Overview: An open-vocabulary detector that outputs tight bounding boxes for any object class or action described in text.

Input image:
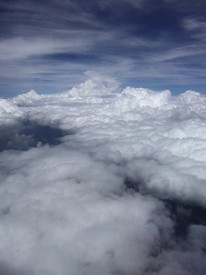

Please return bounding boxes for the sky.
[0,81,206,274]
[0,0,206,97]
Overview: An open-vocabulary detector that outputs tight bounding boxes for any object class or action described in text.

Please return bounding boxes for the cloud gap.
[0,119,73,151]
[124,177,206,242]
[164,199,206,240]
[124,176,143,193]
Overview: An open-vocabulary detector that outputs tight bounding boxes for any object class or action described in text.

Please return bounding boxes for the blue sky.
[0,0,206,97]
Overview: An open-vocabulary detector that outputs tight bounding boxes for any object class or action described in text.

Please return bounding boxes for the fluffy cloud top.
[0,77,206,275]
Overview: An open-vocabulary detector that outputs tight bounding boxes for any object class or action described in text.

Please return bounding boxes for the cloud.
[182,18,206,42]
[183,18,206,31]
[66,71,119,97]
[151,45,206,62]
[0,77,206,274]
[0,145,166,275]
[0,33,99,61]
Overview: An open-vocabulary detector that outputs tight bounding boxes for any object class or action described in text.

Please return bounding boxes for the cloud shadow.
[0,119,74,152]
[124,177,206,241]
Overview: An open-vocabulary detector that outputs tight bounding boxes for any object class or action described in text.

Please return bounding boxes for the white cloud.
[182,18,206,42]
[0,35,94,61]
[151,45,206,62]
[65,71,119,97]
[0,76,206,274]
[183,18,206,31]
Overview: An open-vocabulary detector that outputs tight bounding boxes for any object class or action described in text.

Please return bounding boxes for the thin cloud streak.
[151,45,206,62]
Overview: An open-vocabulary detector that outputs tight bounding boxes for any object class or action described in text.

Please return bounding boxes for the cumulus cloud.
[65,71,119,97]
[0,76,206,274]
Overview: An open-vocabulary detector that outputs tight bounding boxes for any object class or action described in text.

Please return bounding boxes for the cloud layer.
[0,76,206,274]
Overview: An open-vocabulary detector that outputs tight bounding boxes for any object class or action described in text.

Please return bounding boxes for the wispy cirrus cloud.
[151,45,206,62]
[0,0,206,96]
[183,18,206,41]
[0,34,97,61]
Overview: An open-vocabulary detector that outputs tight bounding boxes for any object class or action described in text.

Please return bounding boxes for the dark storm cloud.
[0,0,206,96]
